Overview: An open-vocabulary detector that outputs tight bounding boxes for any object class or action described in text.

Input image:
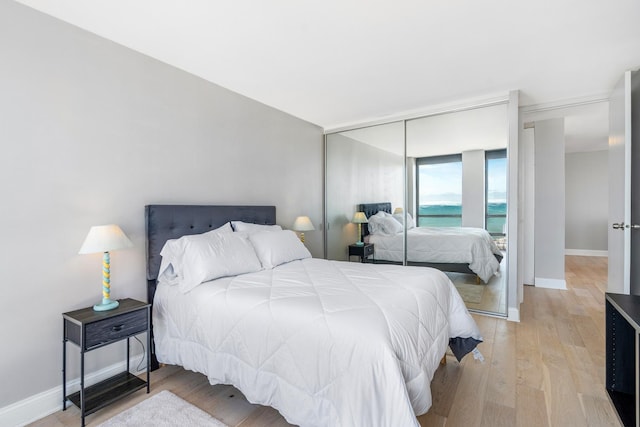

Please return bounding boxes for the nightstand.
[62,298,151,426]
[348,243,374,263]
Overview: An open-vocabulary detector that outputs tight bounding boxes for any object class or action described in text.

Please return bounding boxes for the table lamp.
[393,207,403,214]
[79,224,133,311]
[352,212,368,246]
[292,216,315,243]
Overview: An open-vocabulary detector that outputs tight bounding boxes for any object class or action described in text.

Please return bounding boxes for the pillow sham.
[249,230,311,269]
[178,232,262,293]
[231,221,283,233]
[158,222,233,280]
[368,212,403,235]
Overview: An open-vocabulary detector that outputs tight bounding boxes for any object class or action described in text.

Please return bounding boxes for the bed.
[359,202,503,283]
[145,204,483,427]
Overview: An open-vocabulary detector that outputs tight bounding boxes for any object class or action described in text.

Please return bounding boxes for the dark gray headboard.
[145,204,276,290]
[357,202,392,237]
[144,204,275,371]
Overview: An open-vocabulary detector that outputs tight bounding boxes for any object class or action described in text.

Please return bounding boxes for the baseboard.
[565,249,608,257]
[0,357,146,427]
[507,307,520,322]
[535,277,567,290]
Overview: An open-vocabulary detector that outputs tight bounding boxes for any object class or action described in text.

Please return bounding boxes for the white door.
[608,71,633,294]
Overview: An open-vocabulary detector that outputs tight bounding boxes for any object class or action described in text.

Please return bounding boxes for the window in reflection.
[416,154,463,227]
[485,149,507,239]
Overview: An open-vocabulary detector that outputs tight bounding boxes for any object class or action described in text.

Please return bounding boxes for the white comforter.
[368,226,502,283]
[153,258,482,427]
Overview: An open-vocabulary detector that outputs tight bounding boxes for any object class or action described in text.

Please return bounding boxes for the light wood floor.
[32,256,620,427]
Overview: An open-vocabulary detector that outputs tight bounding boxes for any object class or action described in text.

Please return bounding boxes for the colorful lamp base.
[94,298,119,311]
[93,251,119,311]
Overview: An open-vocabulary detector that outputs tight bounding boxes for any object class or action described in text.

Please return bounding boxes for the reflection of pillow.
[178,232,262,293]
[393,213,416,230]
[366,211,387,235]
[232,221,282,233]
[368,212,403,235]
[159,223,233,280]
[249,230,311,269]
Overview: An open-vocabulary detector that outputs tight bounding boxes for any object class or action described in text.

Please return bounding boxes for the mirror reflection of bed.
[325,103,509,316]
[358,202,507,314]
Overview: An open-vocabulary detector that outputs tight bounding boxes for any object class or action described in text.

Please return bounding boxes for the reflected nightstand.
[348,243,374,263]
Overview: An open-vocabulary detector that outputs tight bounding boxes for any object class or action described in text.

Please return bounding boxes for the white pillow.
[158,222,233,280]
[366,211,387,235]
[380,215,403,234]
[393,212,416,230]
[368,212,403,235]
[178,232,262,293]
[248,230,311,269]
[232,221,283,233]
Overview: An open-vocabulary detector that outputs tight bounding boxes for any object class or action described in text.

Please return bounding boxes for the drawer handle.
[112,324,124,332]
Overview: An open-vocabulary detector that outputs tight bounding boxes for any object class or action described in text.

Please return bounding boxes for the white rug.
[97,390,229,427]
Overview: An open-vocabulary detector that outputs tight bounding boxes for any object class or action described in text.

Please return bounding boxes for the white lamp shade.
[79,224,133,254]
[393,207,403,214]
[292,216,315,231]
[352,212,368,224]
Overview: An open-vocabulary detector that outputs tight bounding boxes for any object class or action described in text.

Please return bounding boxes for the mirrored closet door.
[405,104,509,315]
[325,121,405,262]
[325,101,510,316]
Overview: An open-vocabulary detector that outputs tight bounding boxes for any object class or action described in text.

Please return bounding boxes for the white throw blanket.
[153,258,482,427]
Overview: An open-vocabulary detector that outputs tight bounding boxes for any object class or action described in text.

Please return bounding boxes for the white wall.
[534,119,566,288]
[565,150,608,253]
[0,0,323,413]
[462,150,485,228]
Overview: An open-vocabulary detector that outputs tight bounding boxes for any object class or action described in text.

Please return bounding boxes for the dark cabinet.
[606,292,640,427]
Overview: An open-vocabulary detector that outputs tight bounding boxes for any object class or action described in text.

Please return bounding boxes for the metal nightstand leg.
[80,349,85,426]
[62,319,66,411]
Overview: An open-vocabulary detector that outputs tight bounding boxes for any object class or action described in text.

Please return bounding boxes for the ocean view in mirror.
[417,202,507,235]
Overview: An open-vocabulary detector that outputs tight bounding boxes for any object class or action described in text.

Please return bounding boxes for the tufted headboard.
[145,204,276,301]
[144,204,276,370]
[357,202,392,237]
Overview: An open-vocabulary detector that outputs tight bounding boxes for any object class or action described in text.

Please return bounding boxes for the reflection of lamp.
[79,224,133,311]
[352,212,368,246]
[393,207,403,214]
[292,216,315,243]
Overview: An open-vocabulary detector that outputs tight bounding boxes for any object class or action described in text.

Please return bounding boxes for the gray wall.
[534,119,566,283]
[0,1,323,409]
[565,150,608,251]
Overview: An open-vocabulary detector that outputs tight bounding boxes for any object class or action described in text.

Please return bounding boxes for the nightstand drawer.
[85,310,147,350]
[363,244,374,257]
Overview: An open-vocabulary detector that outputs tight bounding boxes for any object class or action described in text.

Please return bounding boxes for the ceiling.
[14,0,640,132]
